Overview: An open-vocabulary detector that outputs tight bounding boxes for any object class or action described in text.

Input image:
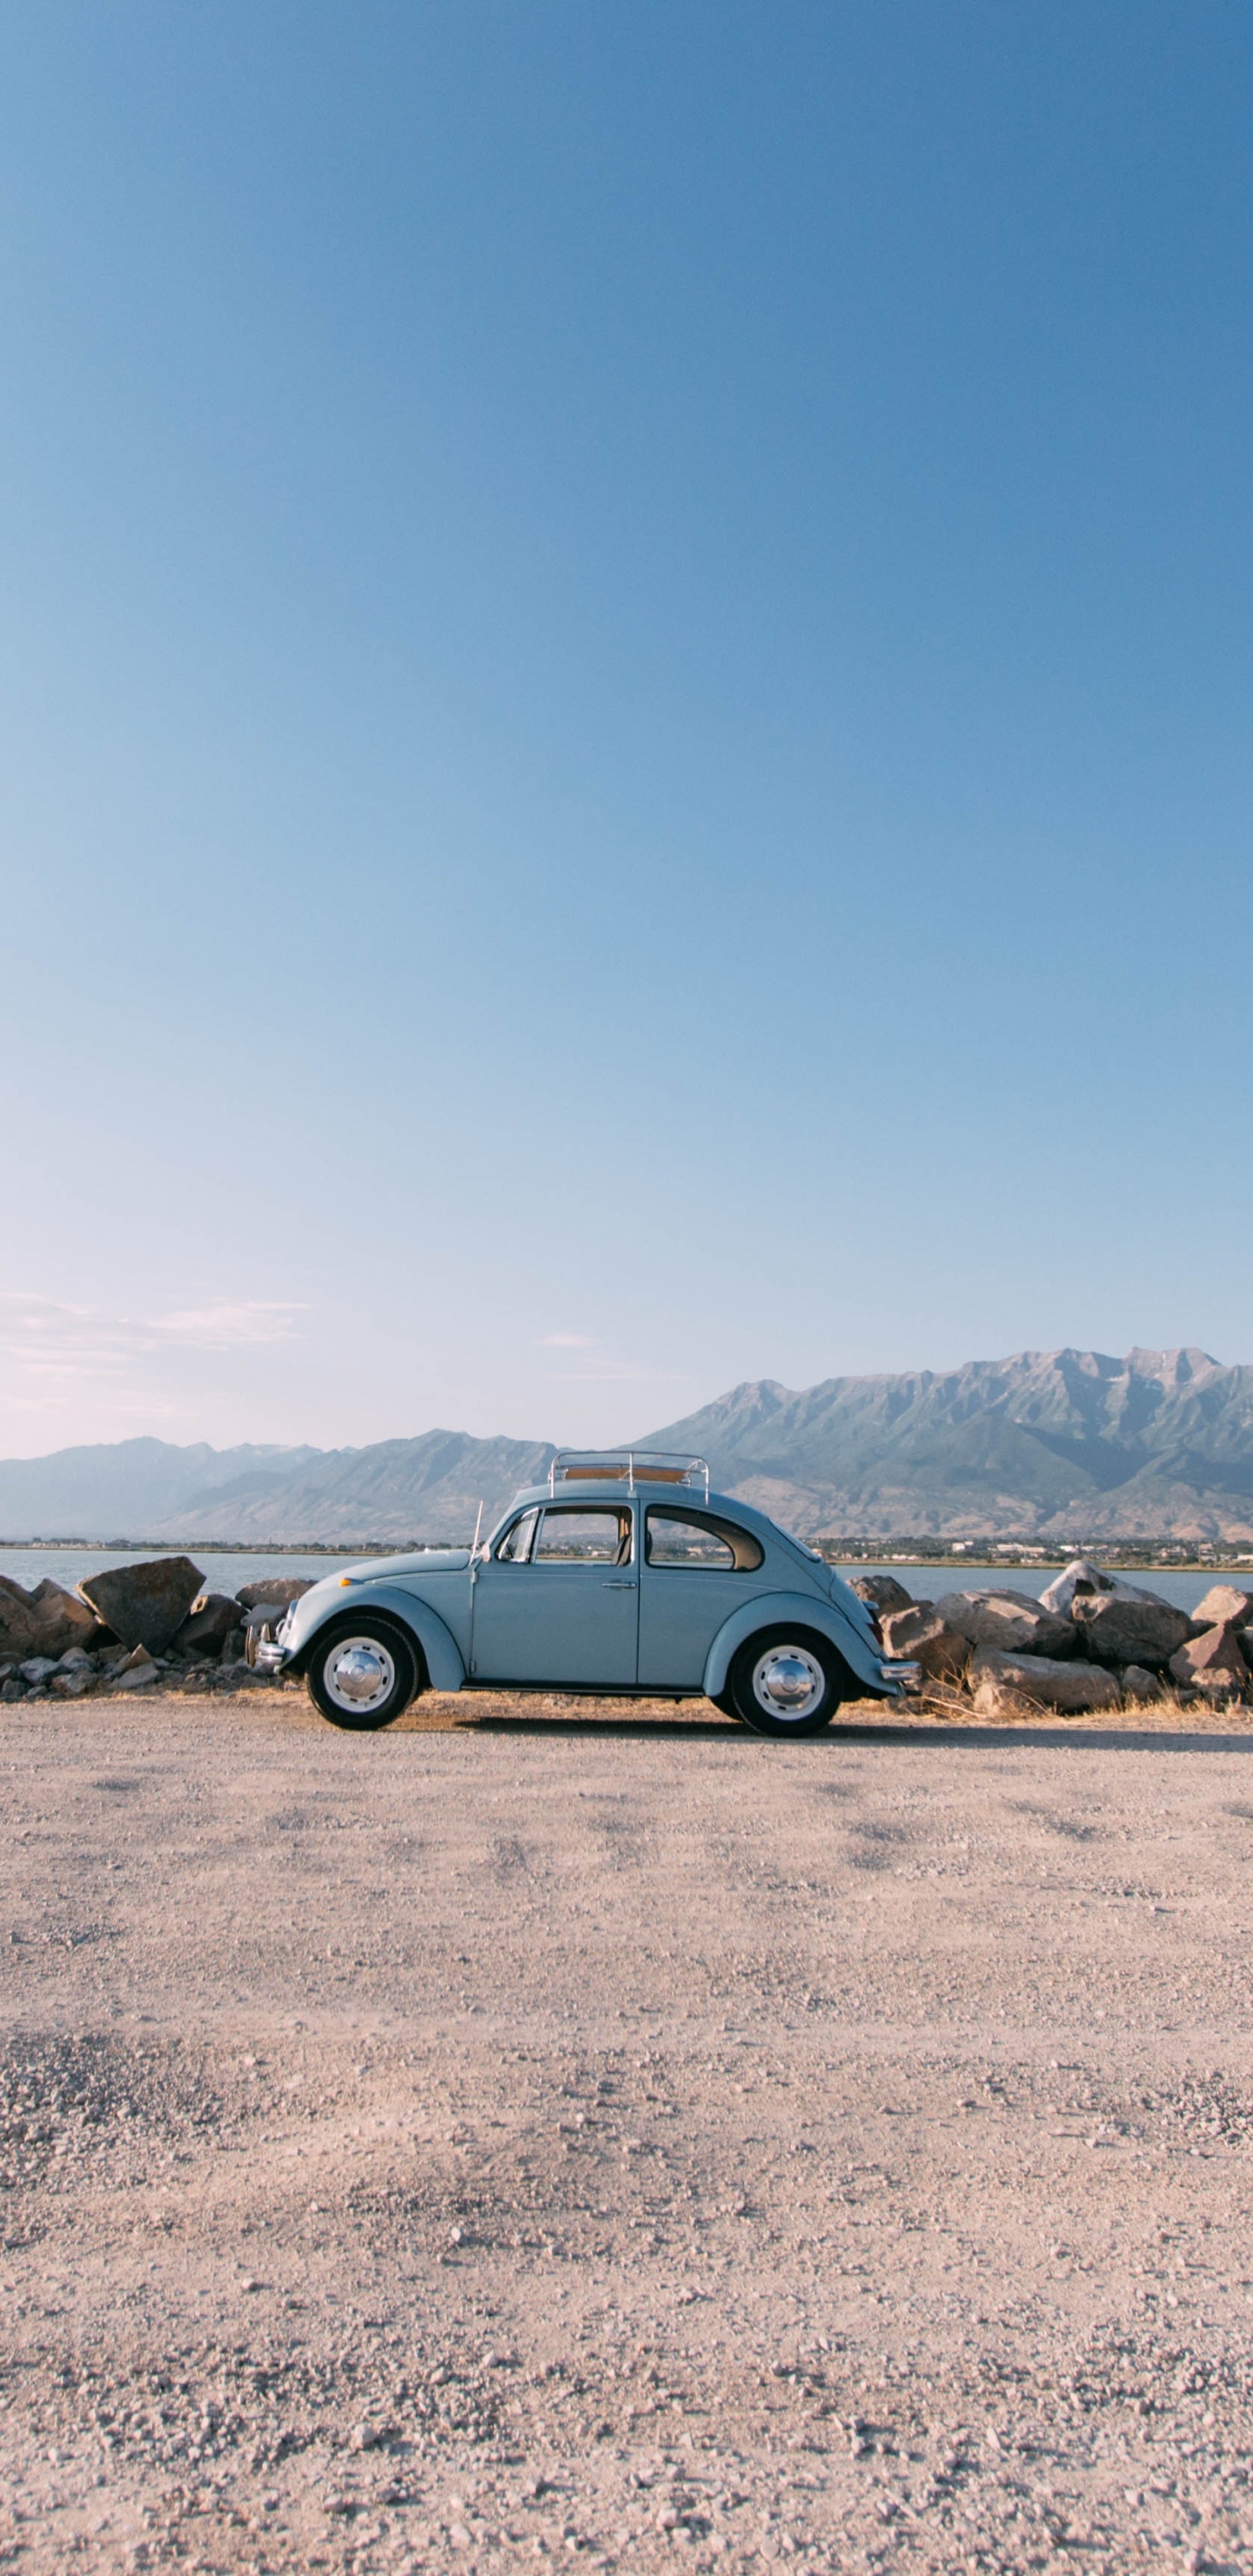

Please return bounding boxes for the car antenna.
[471,1499,485,1558]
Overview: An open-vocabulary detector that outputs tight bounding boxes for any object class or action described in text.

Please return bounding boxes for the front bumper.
[245,1623,293,1676]
[879,1658,922,1694]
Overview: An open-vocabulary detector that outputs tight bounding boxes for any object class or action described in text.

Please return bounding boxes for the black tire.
[725,1627,848,1739]
[306,1616,422,1732]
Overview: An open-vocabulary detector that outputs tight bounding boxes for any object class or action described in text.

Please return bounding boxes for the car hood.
[338,1549,472,1581]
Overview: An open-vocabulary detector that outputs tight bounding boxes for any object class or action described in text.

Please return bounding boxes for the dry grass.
[87,1675,1253,1738]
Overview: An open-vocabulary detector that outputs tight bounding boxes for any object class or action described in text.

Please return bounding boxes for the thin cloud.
[153,1303,309,1347]
[539,1332,598,1349]
[0,1295,311,1437]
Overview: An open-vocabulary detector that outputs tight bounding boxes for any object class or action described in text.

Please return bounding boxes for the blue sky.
[3,2,1251,1455]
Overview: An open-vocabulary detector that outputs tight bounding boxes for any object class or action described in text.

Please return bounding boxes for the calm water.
[0,1546,362,1599]
[0,1543,1245,1619]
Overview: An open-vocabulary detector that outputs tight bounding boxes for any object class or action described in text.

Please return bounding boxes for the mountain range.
[2,1348,1252,1545]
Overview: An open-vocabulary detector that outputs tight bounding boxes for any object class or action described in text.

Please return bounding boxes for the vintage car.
[252,1452,921,1736]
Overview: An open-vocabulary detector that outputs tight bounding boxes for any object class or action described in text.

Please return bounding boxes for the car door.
[636,1505,765,1689]
[470,1502,639,1686]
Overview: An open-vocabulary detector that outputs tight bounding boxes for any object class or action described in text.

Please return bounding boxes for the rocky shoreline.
[5,1548,1253,1719]
[0,1556,311,1704]
[853,1558,1253,1714]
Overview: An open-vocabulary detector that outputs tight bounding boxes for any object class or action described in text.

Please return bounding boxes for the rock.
[848,1574,915,1617]
[933,1590,1077,1657]
[235,1577,315,1613]
[1039,1558,1178,1617]
[880,1602,971,1682]
[1122,1664,1165,1701]
[29,1581,100,1655]
[109,1646,161,1692]
[78,1557,204,1655]
[173,1593,245,1654]
[219,1627,245,1664]
[0,1577,41,1656]
[241,1600,297,1636]
[19,1657,59,1685]
[1169,1626,1250,1695]
[56,1647,93,1671]
[0,1676,23,1702]
[51,1667,95,1697]
[1040,1559,1121,1615]
[1070,1592,1194,1671]
[968,1645,1122,1714]
[1190,1584,1253,1630]
[0,1574,100,1660]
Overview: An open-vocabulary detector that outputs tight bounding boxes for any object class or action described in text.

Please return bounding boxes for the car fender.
[287,1581,466,1692]
[702,1591,888,1701]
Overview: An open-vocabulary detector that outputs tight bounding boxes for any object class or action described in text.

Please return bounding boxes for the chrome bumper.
[245,1624,291,1675]
[879,1658,922,1694]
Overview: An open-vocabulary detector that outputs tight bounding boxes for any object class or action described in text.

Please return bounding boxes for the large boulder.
[27,1580,101,1655]
[933,1589,1077,1657]
[0,1577,40,1654]
[880,1601,971,1683]
[0,1575,100,1660]
[173,1593,245,1655]
[1169,1626,1250,1696]
[78,1556,204,1655]
[235,1577,315,1613]
[1040,1559,1125,1616]
[1070,1592,1194,1672]
[1040,1558,1179,1617]
[1190,1584,1253,1630]
[968,1646,1122,1716]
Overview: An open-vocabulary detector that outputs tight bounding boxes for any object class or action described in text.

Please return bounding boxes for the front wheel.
[726,1627,848,1738]
[307,1620,421,1731]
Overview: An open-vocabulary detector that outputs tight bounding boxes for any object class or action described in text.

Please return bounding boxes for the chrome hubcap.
[751,1644,825,1721]
[325,1637,395,1714]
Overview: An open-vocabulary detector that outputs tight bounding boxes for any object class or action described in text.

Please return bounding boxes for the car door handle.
[603,1579,637,1589]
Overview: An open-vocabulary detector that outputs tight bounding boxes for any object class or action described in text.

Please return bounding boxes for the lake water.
[0,1546,362,1600]
[0,1545,1243,1619]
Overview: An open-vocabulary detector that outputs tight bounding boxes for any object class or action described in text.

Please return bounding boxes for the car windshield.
[496,1507,539,1561]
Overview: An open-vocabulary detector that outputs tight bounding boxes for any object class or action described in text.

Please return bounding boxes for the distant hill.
[0,1436,323,1539]
[3,1350,1253,1544]
[0,1429,554,1546]
[149,1431,557,1546]
[640,1347,1253,1540]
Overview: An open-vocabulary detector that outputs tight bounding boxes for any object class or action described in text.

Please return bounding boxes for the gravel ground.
[3,1686,1253,2574]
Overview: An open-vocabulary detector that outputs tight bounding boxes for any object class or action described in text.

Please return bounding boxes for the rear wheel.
[726,1627,847,1738]
[307,1619,421,1731]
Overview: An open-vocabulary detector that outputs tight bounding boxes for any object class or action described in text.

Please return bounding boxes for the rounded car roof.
[500,1479,799,1547]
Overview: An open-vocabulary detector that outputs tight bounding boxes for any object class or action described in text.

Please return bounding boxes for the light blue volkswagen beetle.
[253,1453,921,1738]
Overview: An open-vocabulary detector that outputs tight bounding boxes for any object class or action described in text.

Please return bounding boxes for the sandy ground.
[3,1686,1253,2576]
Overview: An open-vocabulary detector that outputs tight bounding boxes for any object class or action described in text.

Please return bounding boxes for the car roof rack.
[549,1449,711,1499]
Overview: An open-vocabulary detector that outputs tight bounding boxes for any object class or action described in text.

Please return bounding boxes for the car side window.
[495,1507,539,1563]
[644,1508,764,1571]
[533,1507,633,1565]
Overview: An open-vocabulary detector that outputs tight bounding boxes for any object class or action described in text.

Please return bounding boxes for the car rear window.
[644,1508,764,1571]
